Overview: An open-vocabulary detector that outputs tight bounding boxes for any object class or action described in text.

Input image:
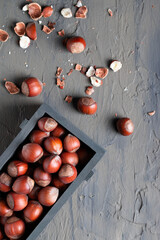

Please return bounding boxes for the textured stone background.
[0,0,160,239]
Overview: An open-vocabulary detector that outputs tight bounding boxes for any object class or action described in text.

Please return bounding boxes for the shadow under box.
[0,103,105,240]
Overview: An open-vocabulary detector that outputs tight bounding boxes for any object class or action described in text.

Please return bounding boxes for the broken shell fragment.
[110,60,122,72]
[90,76,103,87]
[64,96,73,103]
[22,4,29,12]
[86,66,95,78]
[28,3,42,21]
[14,22,26,37]
[85,86,94,95]
[42,25,54,34]
[61,8,72,18]
[56,67,63,77]
[5,81,20,95]
[75,64,82,71]
[19,36,31,49]
[147,111,155,116]
[107,8,113,17]
[75,6,88,19]
[75,0,83,7]
[95,68,108,79]
[42,6,53,18]
[58,29,65,37]
[26,22,37,40]
[0,29,9,42]
[67,69,73,76]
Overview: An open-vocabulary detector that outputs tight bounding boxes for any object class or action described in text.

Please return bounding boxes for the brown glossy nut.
[33,167,52,187]
[26,22,37,40]
[38,186,59,206]
[77,97,97,115]
[29,130,50,144]
[116,118,134,136]
[28,185,41,200]
[7,192,28,211]
[4,216,25,240]
[58,164,77,184]
[61,152,79,166]
[44,137,63,155]
[0,200,13,217]
[63,134,80,153]
[0,173,12,192]
[21,143,43,163]
[51,125,66,138]
[21,77,43,97]
[43,155,62,173]
[52,176,67,190]
[38,117,58,132]
[23,200,43,222]
[7,161,28,177]
[66,36,86,54]
[12,176,34,194]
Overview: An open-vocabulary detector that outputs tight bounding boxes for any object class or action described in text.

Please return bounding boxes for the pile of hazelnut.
[0,116,90,239]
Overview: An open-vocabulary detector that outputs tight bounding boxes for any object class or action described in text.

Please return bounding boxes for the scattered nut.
[75,64,82,71]
[85,86,94,95]
[107,8,113,16]
[14,22,26,37]
[5,81,20,95]
[64,96,73,103]
[110,60,122,72]
[90,76,103,87]
[0,29,9,42]
[86,66,95,78]
[61,8,72,18]
[28,3,42,21]
[147,111,155,116]
[58,29,65,37]
[22,4,29,11]
[56,67,63,77]
[75,0,83,8]
[95,68,108,79]
[75,6,88,19]
[67,69,73,76]
[19,36,31,49]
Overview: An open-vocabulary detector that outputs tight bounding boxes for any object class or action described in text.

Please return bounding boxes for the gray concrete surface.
[0,0,160,239]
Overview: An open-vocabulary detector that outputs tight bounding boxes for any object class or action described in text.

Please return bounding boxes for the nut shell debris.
[26,22,37,40]
[28,3,42,21]
[147,111,155,116]
[67,69,73,76]
[61,8,72,18]
[86,66,95,78]
[56,67,63,77]
[42,6,53,18]
[107,8,113,17]
[90,76,103,87]
[95,68,108,79]
[85,86,94,95]
[5,81,20,95]
[58,29,65,37]
[75,0,83,8]
[64,96,73,103]
[19,36,31,49]
[75,64,82,71]
[0,29,9,42]
[110,60,122,72]
[14,22,26,37]
[75,6,88,19]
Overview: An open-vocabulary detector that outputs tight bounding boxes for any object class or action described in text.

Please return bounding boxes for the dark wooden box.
[0,103,105,239]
